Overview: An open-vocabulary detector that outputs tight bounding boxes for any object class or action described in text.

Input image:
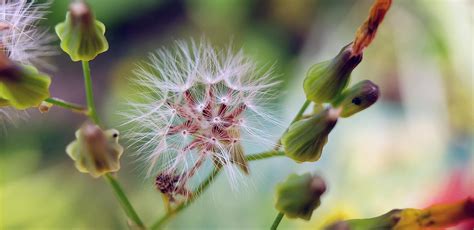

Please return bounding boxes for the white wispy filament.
[0,0,55,65]
[0,0,54,128]
[123,40,280,198]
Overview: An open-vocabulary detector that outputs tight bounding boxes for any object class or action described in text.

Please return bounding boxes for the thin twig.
[45,97,87,114]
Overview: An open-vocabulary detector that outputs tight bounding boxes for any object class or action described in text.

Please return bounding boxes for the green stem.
[82,61,100,124]
[271,212,284,230]
[81,61,144,228]
[246,151,285,161]
[45,97,87,114]
[150,167,222,229]
[151,151,285,229]
[104,173,146,229]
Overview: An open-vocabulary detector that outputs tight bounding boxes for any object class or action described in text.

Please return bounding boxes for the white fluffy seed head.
[122,39,281,194]
[0,0,56,66]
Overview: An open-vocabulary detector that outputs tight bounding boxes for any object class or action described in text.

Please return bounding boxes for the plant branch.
[150,150,285,229]
[82,61,100,124]
[151,167,222,229]
[246,151,285,161]
[81,61,145,228]
[104,173,146,229]
[45,97,87,114]
[271,212,284,230]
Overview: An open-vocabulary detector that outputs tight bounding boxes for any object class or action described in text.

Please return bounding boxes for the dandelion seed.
[0,0,56,66]
[0,106,24,130]
[122,39,280,199]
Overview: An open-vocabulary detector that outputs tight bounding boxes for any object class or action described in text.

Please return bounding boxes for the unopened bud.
[325,197,474,230]
[282,108,339,162]
[333,80,379,117]
[325,209,401,230]
[303,43,362,104]
[275,173,327,220]
[66,123,123,178]
[0,54,51,109]
[55,0,109,62]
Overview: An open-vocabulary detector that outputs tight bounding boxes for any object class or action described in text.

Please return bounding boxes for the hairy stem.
[82,61,100,124]
[271,212,284,230]
[45,97,87,114]
[104,173,146,229]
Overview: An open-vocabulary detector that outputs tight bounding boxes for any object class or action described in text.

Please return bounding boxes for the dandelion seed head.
[122,39,281,196]
[0,0,55,67]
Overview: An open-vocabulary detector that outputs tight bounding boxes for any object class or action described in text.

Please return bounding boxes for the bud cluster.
[281,42,381,163]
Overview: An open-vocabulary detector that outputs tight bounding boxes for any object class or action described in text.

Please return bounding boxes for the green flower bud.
[326,197,474,230]
[275,173,326,220]
[282,108,339,162]
[325,210,401,230]
[303,43,363,104]
[333,80,379,118]
[0,55,51,109]
[55,0,109,62]
[66,123,124,178]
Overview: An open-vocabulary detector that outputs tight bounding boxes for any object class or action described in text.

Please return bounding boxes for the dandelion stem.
[271,212,284,230]
[274,99,311,150]
[82,60,100,124]
[151,167,222,229]
[246,151,285,161]
[45,97,87,114]
[104,173,146,229]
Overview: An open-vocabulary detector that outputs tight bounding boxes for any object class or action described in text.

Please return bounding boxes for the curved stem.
[271,212,284,230]
[45,97,87,114]
[151,151,285,229]
[151,167,222,229]
[104,173,146,229]
[82,61,100,124]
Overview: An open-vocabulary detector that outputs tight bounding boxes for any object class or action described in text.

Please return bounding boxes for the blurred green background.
[1,0,473,229]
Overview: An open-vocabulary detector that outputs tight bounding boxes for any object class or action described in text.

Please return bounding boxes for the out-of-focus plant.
[1,0,473,229]
[325,197,474,230]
